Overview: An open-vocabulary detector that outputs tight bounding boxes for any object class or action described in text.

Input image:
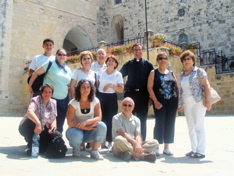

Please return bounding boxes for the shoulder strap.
[45,61,52,74]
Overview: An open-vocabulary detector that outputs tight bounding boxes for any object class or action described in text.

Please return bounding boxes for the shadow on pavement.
[158,155,213,164]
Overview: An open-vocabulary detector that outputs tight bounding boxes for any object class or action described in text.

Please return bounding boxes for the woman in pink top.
[19,84,62,156]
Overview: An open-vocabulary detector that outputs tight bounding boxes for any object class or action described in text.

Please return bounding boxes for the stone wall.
[0,0,98,115]
[97,0,234,57]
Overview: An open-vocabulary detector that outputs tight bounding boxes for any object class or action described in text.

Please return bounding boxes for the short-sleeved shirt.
[120,58,154,90]
[112,112,141,140]
[71,69,96,86]
[29,54,55,71]
[91,62,107,72]
[42,61,72,99]
[69,97,99,124]
[97,69,123,93]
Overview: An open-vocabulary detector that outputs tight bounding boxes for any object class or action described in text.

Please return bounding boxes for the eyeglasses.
[57,54,67,56]
[107,60,115,63]
[157,57,168,60]
[183,57,192,61]
[123,104,133,107]
[82,58,91,61]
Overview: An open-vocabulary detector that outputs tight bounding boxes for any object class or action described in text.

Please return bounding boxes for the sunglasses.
[82,58,91,61]
[123,104,133,107]
[57,54,67,56]
[183,58,192,61]
[157,57,168,60]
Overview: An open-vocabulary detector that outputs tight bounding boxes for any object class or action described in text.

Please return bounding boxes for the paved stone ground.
[0,115,234,176]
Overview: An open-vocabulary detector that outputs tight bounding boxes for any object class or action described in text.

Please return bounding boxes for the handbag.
[45,136,67,158]
[202,87,221,105]
[27,61,52,91]
[197,68,221,104]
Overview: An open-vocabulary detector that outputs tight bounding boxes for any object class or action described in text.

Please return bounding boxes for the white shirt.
[97,69,123,93]
[69,97,99,123]
[181,75,193,99]
[29,54,55,71]
[91,62,107,72]
[71,69,96,86]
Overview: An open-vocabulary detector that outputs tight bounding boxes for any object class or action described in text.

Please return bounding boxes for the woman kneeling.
[66,79,107,160]
[19,84,62,156]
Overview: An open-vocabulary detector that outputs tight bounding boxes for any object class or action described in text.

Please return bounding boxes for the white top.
[71,69,96,86]
[91,61,107,72]
[69,97,99,123]
[181,76,193,99]
[42,61,72,99]
[29,54,55,71]
[97,69,123,93]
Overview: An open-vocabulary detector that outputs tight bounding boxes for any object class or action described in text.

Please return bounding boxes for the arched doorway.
[112,15,124,44]
[63,26,94,56]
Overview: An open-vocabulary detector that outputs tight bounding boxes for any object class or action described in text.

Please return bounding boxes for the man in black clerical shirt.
[120,43,154,141]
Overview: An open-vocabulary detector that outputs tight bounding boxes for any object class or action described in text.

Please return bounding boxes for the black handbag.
[27,61,52,91]
[45,136,67,158]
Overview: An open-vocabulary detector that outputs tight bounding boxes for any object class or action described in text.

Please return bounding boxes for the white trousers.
[183,97,207,155]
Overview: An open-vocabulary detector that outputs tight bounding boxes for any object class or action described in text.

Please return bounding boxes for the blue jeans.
[66,121,107,149]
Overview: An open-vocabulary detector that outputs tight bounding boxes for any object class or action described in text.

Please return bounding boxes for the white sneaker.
[73,148,80,157]
[108,145,112,153]
[154,149,160,156]
[90,150,104,160]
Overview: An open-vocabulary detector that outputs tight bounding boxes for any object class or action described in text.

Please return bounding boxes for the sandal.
[186,151,195,157]
[190,153,205,159]
[163,149,173,155]
[154,149,160,156]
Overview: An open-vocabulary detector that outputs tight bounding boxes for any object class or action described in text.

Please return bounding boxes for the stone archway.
[112,15,124,43]
[63,26,93,55]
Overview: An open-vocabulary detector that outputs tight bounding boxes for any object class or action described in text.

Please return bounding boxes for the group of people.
[19,38,212,162]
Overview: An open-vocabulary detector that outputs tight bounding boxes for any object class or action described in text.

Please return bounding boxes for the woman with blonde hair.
[147,52,178,156]
[70,51,96,99]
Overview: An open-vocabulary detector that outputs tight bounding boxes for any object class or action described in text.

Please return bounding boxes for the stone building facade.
[97,0,234,58]
[0,0,233,115]
[0,0,99,115]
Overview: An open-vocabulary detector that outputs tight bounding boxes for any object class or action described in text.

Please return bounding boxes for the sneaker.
[142,152,156,162]
[163,149,173,155]
[90,151,104,160]
[73,148,80,157]
[120,151,132,161]
[26,148,31,156]
[108,145,112,153]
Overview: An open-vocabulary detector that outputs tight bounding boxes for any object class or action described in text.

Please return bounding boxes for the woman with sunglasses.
[178,50,211,159]
[28,48,72,133]
[147,52,178,156]
[66,79,107,160]
[70,51,96,99]
[96,55,124,151]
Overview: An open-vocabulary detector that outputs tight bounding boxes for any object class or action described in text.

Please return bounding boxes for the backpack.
[45,136,67,158]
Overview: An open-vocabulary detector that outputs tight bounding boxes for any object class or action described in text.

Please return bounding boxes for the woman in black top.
[147,52,178,156]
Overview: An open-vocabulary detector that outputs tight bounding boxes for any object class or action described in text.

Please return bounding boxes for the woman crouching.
[66,79,107,160]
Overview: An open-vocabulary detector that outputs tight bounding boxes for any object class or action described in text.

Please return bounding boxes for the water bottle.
[31,133,40,158]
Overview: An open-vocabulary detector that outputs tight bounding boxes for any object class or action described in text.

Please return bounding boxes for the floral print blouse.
[178,66,207,107]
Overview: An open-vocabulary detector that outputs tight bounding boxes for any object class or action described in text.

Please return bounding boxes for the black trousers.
[153,97,178,144]
[124,90,149,141]
[54,96,69,133]
[97,92,118,142]
[18,118,61,153]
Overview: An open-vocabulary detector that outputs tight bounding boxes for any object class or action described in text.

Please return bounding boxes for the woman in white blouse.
[96,55,124,151]
[70,51,96,99]
[66,79,107,160]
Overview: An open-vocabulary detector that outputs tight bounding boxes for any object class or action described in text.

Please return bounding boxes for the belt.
[125,88,146,92]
